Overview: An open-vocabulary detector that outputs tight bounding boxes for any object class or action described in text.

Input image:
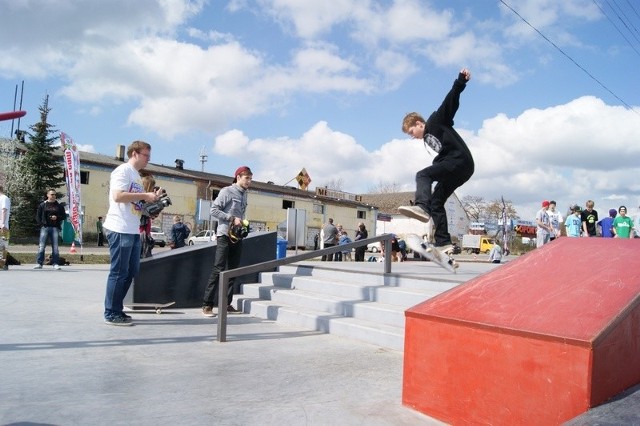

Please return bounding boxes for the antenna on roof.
[199,146,208,172]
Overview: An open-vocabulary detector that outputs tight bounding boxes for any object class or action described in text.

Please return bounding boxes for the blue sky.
[1,0,639,221]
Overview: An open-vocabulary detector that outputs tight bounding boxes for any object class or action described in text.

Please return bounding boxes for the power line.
[607,0,640,45]
[593,0,640,57]
[499,0,638,112]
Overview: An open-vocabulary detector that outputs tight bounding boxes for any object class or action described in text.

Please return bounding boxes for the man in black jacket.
[399,68,475,254]
[34,189,67,270]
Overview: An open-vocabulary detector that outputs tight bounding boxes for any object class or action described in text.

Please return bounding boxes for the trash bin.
[276,238,288,259]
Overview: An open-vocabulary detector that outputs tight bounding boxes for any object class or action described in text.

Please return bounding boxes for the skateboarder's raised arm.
[432,68,471,127]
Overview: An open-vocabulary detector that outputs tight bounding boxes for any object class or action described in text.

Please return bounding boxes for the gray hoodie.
[210,183,247,237]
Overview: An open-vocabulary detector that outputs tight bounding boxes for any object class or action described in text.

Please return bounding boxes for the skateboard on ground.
[124,301,176,314]
[405,233,458,274]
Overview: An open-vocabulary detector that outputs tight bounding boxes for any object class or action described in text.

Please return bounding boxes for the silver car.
[150,226,167,247]
[187,229,216,245]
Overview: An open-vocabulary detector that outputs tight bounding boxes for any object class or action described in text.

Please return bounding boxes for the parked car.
[367,242,381,253]
[150,226,167,247]
[187,229,216,245]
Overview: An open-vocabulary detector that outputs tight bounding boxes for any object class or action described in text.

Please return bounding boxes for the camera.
[142,189,172,217]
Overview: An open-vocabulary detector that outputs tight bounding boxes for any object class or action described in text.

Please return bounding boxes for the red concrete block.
[403,238,640,425]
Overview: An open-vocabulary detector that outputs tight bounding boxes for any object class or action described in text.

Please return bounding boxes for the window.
[357,210,366,219]
[313,204,324,214]
[80,171,89,184]
[283,200,294,209]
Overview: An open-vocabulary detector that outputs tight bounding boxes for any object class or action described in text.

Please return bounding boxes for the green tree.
[9,96,65,238]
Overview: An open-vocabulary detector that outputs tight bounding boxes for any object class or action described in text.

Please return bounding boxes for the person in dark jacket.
[34,189,67,270]
[398,68,475,254]
[170,215,190,248]
[354,222,368,262]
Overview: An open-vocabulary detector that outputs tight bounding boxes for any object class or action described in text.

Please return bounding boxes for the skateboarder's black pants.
[203,235,242,307]
[414,160,473,247]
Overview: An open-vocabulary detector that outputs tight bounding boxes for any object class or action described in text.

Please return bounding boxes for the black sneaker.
[226,305,240,313]
[104,316,133,327]
[121,312,132,323]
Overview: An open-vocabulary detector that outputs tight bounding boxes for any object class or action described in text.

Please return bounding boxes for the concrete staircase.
[236,263,465,351]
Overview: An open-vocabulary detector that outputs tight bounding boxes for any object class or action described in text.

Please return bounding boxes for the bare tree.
[323,178,344,191]
[367,181,404,194]
[461,195,487,221]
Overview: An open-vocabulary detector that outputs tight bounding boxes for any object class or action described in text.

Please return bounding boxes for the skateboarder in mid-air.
[399,68,475,255]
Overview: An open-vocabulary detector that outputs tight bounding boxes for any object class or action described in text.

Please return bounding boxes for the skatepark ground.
[1,251,639,425]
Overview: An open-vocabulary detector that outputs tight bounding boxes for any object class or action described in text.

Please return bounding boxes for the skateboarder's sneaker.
[121,312,132,323]
[202,306,216,317]
[104,315,133,326]
[398,205,430,223]
[53,264,61,270]
[33,264,43,269]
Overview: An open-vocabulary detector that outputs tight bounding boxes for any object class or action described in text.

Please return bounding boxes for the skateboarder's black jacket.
[423,72,475,182]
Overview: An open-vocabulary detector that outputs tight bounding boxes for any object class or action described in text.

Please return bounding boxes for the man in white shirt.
[0,185,10,270]
[547,201,564,240]
[102,141,164,326]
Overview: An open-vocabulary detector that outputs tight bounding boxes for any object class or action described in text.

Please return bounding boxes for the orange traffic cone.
[70,242,77,254]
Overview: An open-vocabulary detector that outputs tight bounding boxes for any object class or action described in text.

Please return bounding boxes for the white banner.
[61,132,82,244]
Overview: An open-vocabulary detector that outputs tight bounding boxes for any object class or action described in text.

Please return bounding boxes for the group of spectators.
[319,219,369,262]
[536,199,637,248]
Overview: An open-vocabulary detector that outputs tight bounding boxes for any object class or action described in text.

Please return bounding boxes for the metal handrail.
[216,233,396,342]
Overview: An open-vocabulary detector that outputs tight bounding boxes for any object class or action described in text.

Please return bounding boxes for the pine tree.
[10,96,65,238]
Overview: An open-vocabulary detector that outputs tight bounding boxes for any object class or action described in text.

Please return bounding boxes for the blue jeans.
[104,230,141,319]
[36,226,60,266]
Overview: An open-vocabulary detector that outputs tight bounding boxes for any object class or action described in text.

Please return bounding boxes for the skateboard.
[405,233,458,274]
[124,301,176,314]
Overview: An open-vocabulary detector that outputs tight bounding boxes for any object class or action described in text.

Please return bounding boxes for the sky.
[1,0,640,221]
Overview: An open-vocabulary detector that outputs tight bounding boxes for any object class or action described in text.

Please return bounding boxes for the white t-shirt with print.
[103,163,144,235]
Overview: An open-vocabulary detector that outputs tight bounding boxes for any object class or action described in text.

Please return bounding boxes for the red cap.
[542,200,550,207]
[233,166,252,182]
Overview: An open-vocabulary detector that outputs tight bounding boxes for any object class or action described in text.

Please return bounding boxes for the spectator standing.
[565,205,582,237]
[581,200,599,237]
[338,230,353,261]
[354,222,368,262]
[202,166,252,317]
[321,218,338,261]
[102,141,162,326]
[488,244,503,264]
[612,206,634,238]
[597,209,617,238]
[96,216,105,246]
[547,201,563,240]
[334,223,344,261]
[170,215,190,248]
[34,189,67,270]
[0,185,10,271]
[535,200,553,248]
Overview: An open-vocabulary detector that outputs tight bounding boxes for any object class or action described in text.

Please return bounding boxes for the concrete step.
[256,272,442,305]
[275,263,463,292]
[237,297,405,351]
[233,262,468,350]
[241,283,410,328]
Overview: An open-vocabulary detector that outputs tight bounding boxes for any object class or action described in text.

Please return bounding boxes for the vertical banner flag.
[61,132,82,244]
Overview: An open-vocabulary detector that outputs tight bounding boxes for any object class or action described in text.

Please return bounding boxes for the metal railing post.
[217,273,229,342]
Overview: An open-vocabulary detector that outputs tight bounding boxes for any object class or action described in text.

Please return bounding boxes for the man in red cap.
[202,166,253,317]
[535,200,553,248]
